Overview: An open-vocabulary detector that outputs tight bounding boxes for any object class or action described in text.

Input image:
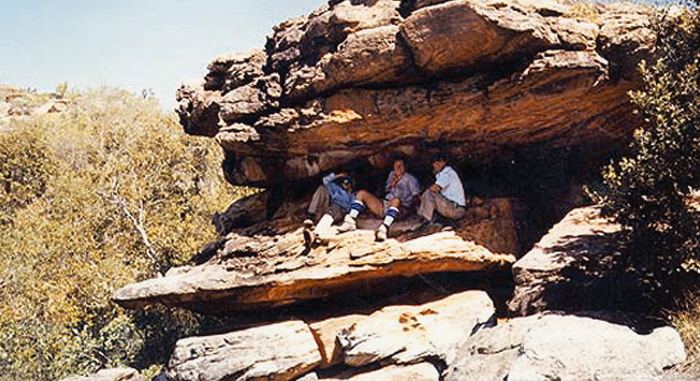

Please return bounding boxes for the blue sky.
[0,0,323,111]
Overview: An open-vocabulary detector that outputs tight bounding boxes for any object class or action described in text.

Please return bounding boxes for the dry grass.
[667,290,700,376]
[563,0,605,24]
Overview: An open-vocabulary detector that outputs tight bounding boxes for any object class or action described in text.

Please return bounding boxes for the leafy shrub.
[0,87,248,380]
[0,127,54,224]
[592,4,700,290]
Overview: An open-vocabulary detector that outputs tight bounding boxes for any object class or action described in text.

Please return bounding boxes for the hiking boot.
[337,215,357,233]
[375,224,388,242]
[303,219,315,249]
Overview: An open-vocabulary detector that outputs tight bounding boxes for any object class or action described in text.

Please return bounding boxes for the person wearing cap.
[417,152,466,224]
[337,153,421,241]
[304,172,356,247]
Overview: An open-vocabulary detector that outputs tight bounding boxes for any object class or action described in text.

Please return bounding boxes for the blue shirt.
[323,172,355,212]
[435,165,466,207]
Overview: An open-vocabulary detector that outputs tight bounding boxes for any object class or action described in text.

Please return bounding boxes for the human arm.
[433,168,450,192]
[322,172,348,186]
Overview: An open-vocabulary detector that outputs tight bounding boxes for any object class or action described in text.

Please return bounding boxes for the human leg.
[434,193,466,220]
[417,190,438,222]
[338,190,382,232]
[356,190,384,217]
[305,187,343,248]
[375,198,401,242]
[307,185,330,222]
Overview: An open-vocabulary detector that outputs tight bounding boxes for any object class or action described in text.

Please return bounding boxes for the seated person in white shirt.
[417,152,467,225]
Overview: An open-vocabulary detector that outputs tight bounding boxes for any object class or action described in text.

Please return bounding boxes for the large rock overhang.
[176,0,656,189]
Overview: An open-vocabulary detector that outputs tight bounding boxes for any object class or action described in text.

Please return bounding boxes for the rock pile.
[0,84,69,130]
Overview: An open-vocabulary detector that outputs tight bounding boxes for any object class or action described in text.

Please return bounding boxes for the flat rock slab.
[165,320,321,381]
[507,206,647,315]
[444,313,687,381]
[113,227,515,312]
[336,290,495,367]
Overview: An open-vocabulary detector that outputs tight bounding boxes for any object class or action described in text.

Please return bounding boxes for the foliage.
[667,289,700,377]
[0,128,54,224]
[592,5,700,290]
[0,87,249,380]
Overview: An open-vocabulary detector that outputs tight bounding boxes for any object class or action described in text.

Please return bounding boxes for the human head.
[390,152,408,176]
[430,152,448,173]
[341,175,355,190]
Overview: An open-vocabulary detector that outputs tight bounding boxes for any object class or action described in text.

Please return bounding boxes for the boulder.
[336,290,495,367]
[219,73,281,123]
[399,0,560,74]
[176,82,221,137]
[444,313,687,381]
[507,206,648,315]
[60,368,146,381]
[204,49,266,91]
[284,25,411,101]
[165,320,321,381]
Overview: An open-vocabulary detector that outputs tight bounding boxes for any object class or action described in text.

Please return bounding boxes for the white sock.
[382,215,395,227]
[314,214,334,235]
[382,206,399,227]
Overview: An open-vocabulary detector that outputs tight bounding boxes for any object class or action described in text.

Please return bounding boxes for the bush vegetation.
[594,3,700,292]
[591,0,700,374]
[0,87,249,380]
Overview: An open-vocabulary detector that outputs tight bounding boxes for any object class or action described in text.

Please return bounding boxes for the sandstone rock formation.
[177,0,655,188]
[162,291,496,381]
[158,291,687,381]
[110,1,694,380]
[507,205,650,315]
[113,220,516,312]
[444,313,687,380]
[336,290,494,367]
[165,320,321,381]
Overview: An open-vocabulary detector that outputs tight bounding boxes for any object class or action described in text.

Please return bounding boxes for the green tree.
[594,4,700,288]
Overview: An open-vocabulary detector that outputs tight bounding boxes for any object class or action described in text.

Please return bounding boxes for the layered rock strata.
[113,225,515,312]
[177,0,655,187]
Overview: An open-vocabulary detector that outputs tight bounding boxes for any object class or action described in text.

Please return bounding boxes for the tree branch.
[98,190,162,275]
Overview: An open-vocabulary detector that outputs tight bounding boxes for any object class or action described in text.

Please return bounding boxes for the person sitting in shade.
[337,152,421,241]
[304,172,356,248]
[417,152,466,226]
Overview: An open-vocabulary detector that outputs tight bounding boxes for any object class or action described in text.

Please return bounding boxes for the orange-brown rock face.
[176,0,655,187]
